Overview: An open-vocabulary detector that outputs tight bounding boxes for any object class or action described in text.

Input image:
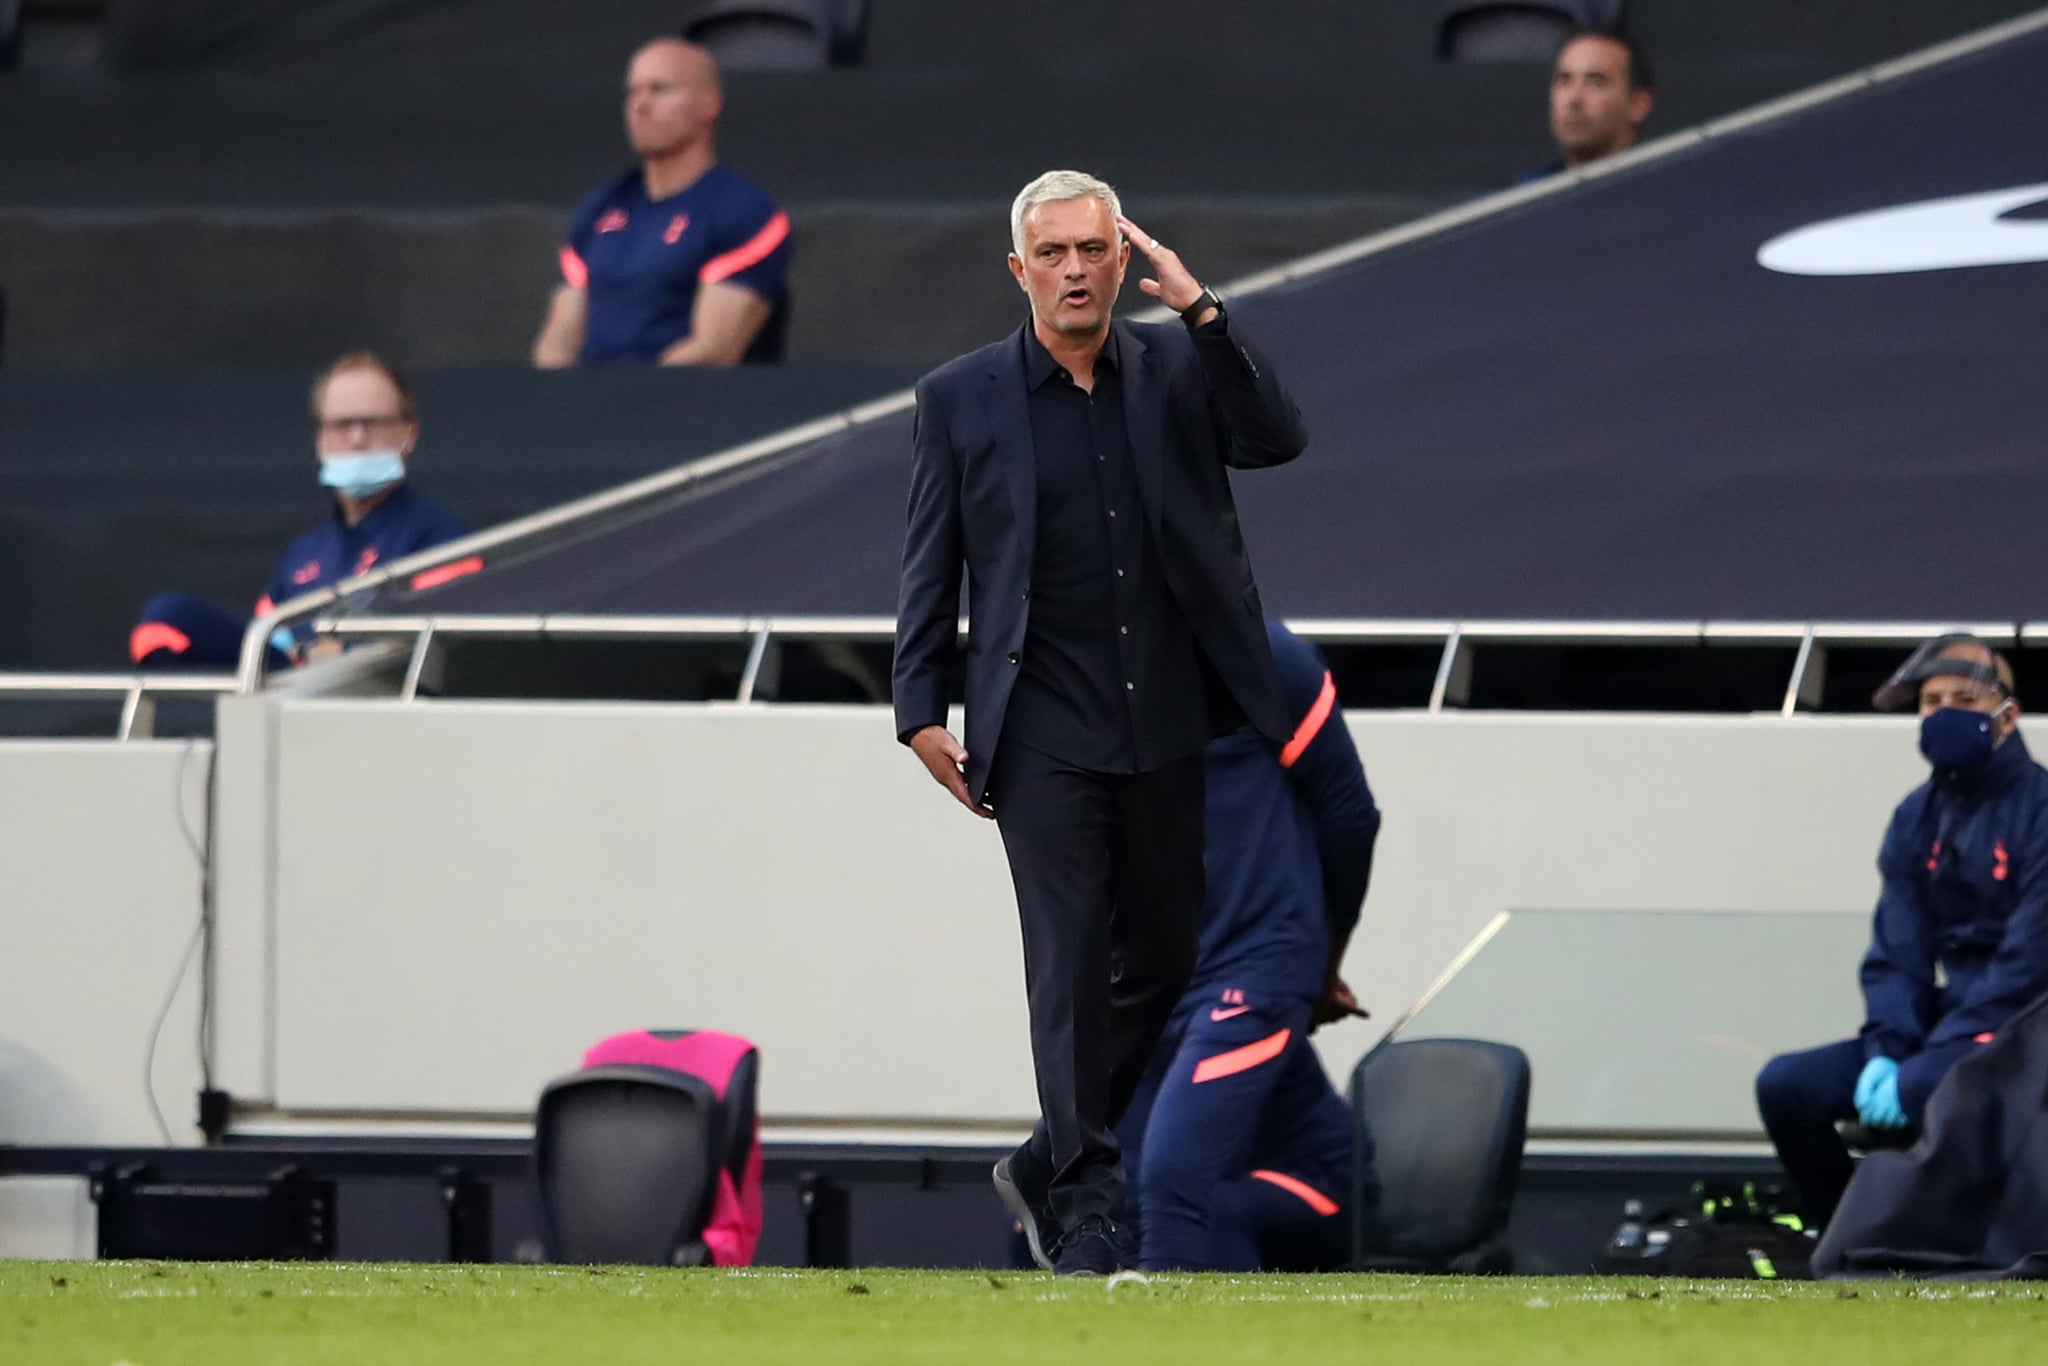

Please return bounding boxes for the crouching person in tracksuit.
[1757,633,2048,1226]
[1116,617,1382,1272]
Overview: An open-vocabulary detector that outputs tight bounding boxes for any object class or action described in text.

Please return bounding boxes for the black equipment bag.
[1601,1181,1816,1280]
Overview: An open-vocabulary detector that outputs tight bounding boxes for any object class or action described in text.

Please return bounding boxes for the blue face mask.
[319,449,406,500]
[1919,702,2009,770]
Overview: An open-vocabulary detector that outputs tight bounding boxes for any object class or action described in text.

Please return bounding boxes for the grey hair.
[1010,170,1123,255]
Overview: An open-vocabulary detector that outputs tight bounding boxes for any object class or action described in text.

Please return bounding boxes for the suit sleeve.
[1859,804,1939,1061]
[1925,807,2048,1048]
[1271,626,1379,948]
[1190,315,1308,470]
[892,377,964,743]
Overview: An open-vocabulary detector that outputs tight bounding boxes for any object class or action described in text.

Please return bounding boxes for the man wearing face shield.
[1755,633,2048,1225]
[132,351,472,670]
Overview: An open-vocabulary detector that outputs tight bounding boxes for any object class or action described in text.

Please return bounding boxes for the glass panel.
[1387,908,1870,1137]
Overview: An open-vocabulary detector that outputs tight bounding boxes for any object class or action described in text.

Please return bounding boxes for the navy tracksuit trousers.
[1119,987,1365,1271]
[1755,1035,1980,1222]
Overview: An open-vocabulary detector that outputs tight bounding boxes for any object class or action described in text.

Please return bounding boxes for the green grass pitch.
[5,1263,2045,1366]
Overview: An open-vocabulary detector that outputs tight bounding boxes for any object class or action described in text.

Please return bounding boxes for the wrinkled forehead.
[1020,197,1117,247]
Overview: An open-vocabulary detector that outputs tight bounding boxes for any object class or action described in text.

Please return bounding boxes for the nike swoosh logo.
[1757,182,2048,276]
[1209,1005,1251,1021]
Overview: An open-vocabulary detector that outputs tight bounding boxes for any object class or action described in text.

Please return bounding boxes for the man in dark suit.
[892,169,1308,1275]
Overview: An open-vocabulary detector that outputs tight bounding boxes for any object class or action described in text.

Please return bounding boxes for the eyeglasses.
[315,415,410,439]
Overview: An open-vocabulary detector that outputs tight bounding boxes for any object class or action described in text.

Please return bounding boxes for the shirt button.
[1115,568,1125,577]
[1120,625,1129,635]
[1125,682,1135,691]
[1108,510,1118,519]
[1007,652,1020,665]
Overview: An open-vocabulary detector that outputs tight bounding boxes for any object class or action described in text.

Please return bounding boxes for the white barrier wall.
[255,702,1929,1127]
[0,704,1936,1150]
[0,741,212,1147]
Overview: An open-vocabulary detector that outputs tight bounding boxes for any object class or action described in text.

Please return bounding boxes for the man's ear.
[1630,89,1654,129]
[1008,252,1026,291]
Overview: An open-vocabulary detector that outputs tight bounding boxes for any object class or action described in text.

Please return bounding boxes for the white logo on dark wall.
[1757,183,2048,276]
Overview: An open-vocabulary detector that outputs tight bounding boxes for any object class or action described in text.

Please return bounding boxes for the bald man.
[533,38,791,368]
[1756,633,2048,1225]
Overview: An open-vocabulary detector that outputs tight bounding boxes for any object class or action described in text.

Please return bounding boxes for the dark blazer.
[893,315,1308,805]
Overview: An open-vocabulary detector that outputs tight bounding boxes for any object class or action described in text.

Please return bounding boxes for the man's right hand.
[1311,969,1370,1031]
[909,726,994,819]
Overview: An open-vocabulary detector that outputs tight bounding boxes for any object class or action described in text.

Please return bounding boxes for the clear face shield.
[1871,633,2013,713]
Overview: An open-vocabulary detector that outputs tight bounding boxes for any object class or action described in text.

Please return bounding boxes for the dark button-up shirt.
[1001,326,1211,773]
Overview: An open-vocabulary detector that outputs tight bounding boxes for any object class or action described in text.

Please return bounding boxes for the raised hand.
[1117,213,1213,319]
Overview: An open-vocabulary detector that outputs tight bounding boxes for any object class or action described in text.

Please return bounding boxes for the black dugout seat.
[533,1065,724,1266]
[1348,1038,1531,1272]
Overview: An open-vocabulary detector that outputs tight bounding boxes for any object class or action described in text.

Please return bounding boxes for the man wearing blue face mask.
[1756,633,2048,1226]
[132,351,473,670]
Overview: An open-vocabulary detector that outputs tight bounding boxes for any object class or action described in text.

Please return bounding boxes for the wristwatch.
[1179,287,1223,327]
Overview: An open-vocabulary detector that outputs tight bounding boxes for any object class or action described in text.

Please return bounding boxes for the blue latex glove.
[1855,1056,1908,1129]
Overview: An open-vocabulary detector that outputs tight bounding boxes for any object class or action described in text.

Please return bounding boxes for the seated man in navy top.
[132,351,473,670]
[1055,618,1379,1272]
[1756,634,2048,1225]
[532,38,791,369]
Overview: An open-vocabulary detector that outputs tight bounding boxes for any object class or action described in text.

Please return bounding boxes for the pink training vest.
[581,1029,763,1267]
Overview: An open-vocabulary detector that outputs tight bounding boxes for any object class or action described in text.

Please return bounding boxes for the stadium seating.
[1438,1,1628,63]
[1349,1039,1531,1273]
[684,0,869,71]
[4,1,2036,369]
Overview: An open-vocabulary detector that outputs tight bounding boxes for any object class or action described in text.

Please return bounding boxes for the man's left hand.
[1312,971,1370,1031]
[1118,214,1212,320]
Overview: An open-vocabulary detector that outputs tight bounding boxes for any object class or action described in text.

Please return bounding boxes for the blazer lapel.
[985,330,1037,552]
[1116,321,1168,536]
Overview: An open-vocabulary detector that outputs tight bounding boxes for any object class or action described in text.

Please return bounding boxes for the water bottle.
[1607,1198,1646,1260]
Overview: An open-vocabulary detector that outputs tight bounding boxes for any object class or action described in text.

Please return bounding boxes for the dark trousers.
[988,741,1206,1232]
[1118,990,1362,1272]
[1755,1035,1979,1223]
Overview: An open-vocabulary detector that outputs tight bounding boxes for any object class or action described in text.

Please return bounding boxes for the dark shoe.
[1053,1214,1124,1278]
[992,1154,1058,1272]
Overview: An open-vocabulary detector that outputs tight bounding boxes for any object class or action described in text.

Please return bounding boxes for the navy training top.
[260,484,471,644]
[560,164,791,366]
[1190,618,1381,998]
[1864,730,2048,1060]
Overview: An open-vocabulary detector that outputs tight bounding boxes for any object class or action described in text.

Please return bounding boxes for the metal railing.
[252,614,2036,716]
[0,672,237,739]
[5,615,2030,731]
